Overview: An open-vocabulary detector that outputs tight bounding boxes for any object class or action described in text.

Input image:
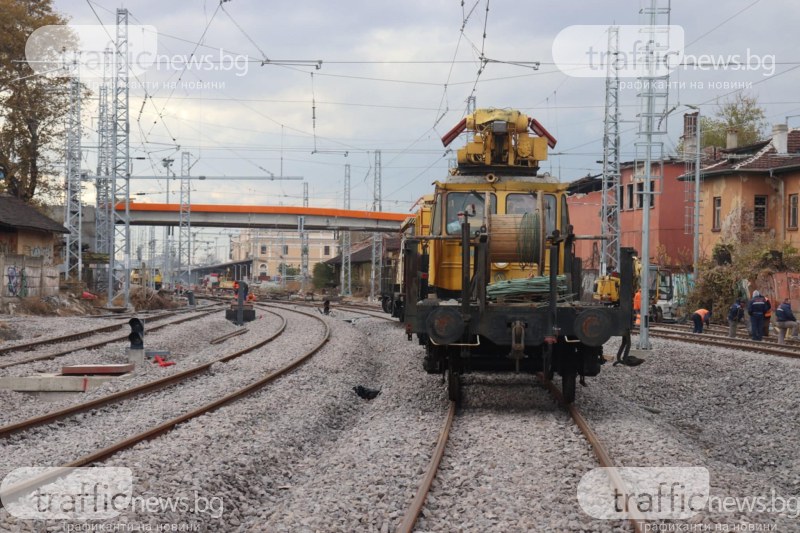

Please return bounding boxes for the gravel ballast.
[1,307,799,531]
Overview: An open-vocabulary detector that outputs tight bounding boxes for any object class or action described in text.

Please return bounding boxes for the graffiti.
[30,245,53,264]
[6,266,28,297]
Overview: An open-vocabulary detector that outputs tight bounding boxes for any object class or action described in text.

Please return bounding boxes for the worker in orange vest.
[633,289,642,326]
[763,297,772,337]
[692,308,711,333]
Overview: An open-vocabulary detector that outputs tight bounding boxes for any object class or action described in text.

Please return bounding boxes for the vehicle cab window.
[445,191,496,234]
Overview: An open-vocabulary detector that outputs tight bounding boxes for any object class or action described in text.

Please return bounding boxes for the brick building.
[567,159,694,269]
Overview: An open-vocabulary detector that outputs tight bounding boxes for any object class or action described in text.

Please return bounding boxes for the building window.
[619,186,624,211]
[627,184,634,209]
[636,182,644,209]
[282,245,289,255]
[324,245,330,256]
[790,195,799,229]
[713,197,722,230]
[649,181,655,208]
[260,245,267,254]
[754,195,768,229]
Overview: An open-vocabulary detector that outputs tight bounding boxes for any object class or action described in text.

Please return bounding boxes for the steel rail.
[648,328,800,359]
[542,378,644,533]
[0,307,223,370]
[0,305,330,504]
[0,305,219,356]
[209,328,249,344]
[0,311,286,438]
[395,401,456,533]
[270,301,397,322]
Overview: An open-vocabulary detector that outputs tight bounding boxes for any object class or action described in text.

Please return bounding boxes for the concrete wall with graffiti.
[1,254,59,298]
[15,231,56,265]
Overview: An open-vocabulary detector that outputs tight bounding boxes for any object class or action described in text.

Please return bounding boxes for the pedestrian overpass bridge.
[117,202,407,232]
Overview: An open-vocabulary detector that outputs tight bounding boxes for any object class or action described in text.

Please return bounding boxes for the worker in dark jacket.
[692,308,711,333]
[748,290,770,341]
[727,298,745,338]
[775,298,800,344]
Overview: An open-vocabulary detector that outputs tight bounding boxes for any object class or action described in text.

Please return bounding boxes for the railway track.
[396,379,645,533]
[270,300,397,322]
[0,304,330,504]
[0,305,216,356]
[0,305,224,370]
[647,324,800,359]
[0,308,284,438]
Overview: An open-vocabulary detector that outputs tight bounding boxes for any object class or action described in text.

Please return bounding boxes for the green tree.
[700,93,768,149]
[277,263,300,277]
[312,262,335,289]
[0,0,72,203]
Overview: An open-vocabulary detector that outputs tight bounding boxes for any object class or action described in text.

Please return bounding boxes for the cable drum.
[517,211,541,269]
[487,212,542,265]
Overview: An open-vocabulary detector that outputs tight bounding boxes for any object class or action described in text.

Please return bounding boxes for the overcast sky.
[53,0,800,220]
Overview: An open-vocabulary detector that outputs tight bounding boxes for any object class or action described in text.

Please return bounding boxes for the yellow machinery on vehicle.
[130,266,163,290]
[401,108,636,402]
[592,258,675,321]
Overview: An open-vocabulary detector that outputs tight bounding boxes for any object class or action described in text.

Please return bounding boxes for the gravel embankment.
[0,309,254,426]
[3,307,797,531]
[416,374,631,533]
[0,308,308,483]
[580,333,800,531]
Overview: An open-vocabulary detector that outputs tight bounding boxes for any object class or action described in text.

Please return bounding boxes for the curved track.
[0,304,331,504]
[0,309,286,437]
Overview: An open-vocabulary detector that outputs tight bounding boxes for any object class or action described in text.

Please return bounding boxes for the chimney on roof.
[726,128,738,150]
[773,123,789,155]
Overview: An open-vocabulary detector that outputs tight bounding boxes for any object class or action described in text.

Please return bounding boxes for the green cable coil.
[516,211,542,268]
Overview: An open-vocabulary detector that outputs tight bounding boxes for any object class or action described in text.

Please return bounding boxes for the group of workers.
[691,291,800,344]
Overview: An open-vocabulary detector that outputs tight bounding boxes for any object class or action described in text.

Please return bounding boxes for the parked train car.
[401,108,635,402]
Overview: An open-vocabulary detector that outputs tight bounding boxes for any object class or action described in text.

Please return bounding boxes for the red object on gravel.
[153,355,176,367]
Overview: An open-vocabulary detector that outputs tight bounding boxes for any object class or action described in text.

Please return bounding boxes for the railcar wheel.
[562,373,577,404]
[382,297,392,314]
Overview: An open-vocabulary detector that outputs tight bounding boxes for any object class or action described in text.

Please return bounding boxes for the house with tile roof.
[681,124,800,257]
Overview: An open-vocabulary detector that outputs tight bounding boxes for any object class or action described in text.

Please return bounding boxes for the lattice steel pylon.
[370,150,383,302]
[600,26,621,276]
[178,151,192,285]
[95,77,113,291]
[108,8,131,307]
[340,164,352,296]
[64,77,83,281]
[635,0,672,350]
